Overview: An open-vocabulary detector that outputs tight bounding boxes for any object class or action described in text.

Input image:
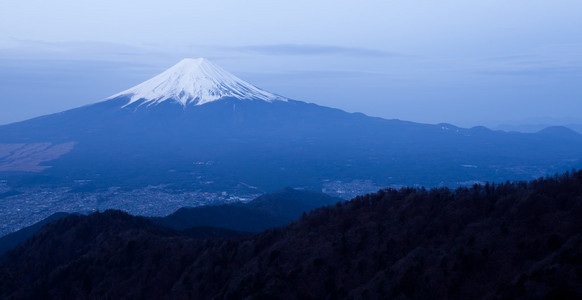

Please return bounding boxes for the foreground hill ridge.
[2,170,582,299]
[0,187,339,255]
[154,187,341,232]
[0,212,70,255]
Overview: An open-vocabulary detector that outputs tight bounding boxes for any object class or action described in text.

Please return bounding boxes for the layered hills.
[154,187,340,232]
[0,188,340,255]
[1,170,581,299]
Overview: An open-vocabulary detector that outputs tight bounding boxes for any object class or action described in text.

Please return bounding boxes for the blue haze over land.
[0,1,581,129]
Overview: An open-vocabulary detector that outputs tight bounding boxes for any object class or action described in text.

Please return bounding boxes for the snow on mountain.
[108,58,287,107]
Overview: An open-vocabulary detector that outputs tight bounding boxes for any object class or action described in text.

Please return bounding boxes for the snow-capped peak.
[108,58,287,106]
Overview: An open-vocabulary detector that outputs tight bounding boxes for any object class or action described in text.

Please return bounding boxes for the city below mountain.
[1,58,581,238]
[3,1,581,298]
[2,169,581,299]
[0,58,581,299]
[0,58,580,194]
[0,188,340,256]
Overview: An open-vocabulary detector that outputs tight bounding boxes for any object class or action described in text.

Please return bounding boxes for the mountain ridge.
[0,188,339,253]
[0,59,581,192]
[154,187,341,232]
[2,170,581,299]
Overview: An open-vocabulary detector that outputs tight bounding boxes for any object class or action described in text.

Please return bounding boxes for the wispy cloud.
[230,44,398,57]
[477,66,582,77]
[475,44,582,77]
[479,54,553,66]
[0,39,174,65]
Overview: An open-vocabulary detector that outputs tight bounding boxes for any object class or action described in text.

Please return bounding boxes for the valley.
[0,183,256,237]
[0,177,384,237]
[3,2,582,298]
[2,170,581,299]
[1,58,581,238]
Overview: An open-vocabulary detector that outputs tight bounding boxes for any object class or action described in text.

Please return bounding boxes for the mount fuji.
[109,58,287,107]
[0,58,581,192]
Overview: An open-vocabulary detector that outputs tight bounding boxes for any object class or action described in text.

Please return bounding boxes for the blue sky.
[1,0,581,128]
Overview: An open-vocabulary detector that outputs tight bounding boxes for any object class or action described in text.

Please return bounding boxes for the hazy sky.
[1,0,581,128]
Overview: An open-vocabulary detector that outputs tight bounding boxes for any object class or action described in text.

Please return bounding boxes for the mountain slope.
[0,212,69,256]
[0,58,581,191]
[2,170,582,299]
[245,187,341,220]
[154,187,341,232]
[0,188,337,254]
[109,58,286,106]
[154,205,282,232]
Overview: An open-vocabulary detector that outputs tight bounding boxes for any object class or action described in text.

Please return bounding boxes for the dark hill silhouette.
[246,187,340,220]
[180,226,250,238]
[154,205,282,232]
[2,170,582,299]
[0,188,337,255]
[153,187,340,232]
[0,212,69,256]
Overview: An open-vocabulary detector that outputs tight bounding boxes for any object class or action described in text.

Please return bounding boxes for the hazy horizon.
[1,1,581,128]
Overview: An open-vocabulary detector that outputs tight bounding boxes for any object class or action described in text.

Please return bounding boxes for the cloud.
[476,44,582,77]
[477,66,582,77]
[480,54,552,66]
[0,39,173,65]
[241,69,389,78]
[231,44,397,57]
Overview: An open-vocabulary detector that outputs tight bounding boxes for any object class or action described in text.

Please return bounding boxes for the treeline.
[1,170,582,299]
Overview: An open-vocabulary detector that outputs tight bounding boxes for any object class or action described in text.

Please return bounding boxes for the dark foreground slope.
[0,188,337,256]
[154,187,340,232]
[2,171,582,299]
[0,212,69,256]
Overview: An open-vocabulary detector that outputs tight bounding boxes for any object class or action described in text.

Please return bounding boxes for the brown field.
[0,142,75,172]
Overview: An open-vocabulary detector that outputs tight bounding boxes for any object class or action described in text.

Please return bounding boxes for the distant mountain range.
[494,123,582,134]
[2,169,581,299]
[0,58,580,193]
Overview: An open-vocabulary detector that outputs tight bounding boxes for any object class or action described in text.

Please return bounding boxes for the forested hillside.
[1,170,582,299]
